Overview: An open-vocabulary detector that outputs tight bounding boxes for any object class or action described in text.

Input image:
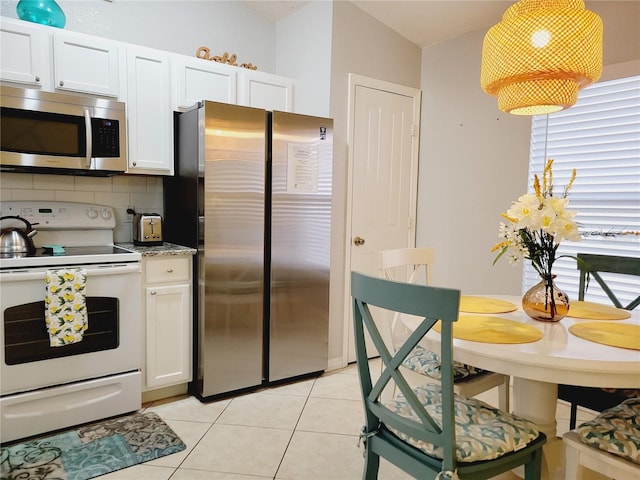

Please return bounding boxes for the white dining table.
[402,295,640,480]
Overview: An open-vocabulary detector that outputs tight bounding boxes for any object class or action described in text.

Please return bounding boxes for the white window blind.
[526,75,640,306]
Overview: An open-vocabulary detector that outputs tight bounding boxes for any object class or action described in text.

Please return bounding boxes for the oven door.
[1,262,141,395]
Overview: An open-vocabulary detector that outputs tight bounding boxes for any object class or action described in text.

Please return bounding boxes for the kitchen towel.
[45,268,88,346]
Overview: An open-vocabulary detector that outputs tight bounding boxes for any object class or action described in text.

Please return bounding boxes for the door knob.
[353,236,365,246]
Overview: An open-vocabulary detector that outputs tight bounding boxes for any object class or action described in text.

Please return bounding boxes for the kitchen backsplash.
[0,172,163,243]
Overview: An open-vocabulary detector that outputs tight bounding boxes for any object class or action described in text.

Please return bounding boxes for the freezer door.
[201,102,267,397]
[269,111,332,382]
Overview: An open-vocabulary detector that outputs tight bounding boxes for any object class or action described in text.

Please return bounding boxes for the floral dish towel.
[45,268,88,346]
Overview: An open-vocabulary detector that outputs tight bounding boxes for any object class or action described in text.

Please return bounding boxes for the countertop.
[117,242,196,257]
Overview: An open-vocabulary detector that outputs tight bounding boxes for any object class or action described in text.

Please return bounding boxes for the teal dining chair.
[577,253,640,310]
[559,253,640,429]
[351,271,546,480]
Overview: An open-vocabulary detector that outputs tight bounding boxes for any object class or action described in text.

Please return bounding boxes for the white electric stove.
[0,201,142,443]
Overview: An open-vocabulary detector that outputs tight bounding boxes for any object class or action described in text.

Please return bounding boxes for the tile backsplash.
[0,172,164,243]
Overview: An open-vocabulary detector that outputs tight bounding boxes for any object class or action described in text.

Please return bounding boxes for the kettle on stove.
[0,216,38,256]
[128,209,163,246]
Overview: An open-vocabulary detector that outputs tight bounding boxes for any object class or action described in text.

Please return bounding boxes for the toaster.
[133,213,163,246]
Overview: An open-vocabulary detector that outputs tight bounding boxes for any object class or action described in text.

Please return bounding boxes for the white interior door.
[344,74,421,363]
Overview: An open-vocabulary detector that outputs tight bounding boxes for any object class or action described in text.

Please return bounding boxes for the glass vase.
[17,0,66,29]
[522,274,570,322]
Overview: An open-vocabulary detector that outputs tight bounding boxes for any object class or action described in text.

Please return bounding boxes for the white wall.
[276,0,332,117]
[586,0,640,66]
[0,0,277,72]
[416,1,640,296]
[417,28,530,295]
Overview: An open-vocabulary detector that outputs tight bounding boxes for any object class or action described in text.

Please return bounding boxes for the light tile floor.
[101,360,599,480]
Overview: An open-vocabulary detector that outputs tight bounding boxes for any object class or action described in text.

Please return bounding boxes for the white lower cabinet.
[142,255,192,391]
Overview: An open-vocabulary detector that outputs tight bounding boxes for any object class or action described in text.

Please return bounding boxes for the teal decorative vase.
[17,0,66,28]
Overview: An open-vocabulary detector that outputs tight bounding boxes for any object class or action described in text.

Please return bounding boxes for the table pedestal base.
[512,378,563,480]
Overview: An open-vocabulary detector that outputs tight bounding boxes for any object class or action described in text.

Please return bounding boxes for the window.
[526,75,640,305]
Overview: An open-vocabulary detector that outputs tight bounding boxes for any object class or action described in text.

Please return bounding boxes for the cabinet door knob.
[59,80,64,86]
[35,75,40,82]
[167,268,174,273]
[150,291,157,295]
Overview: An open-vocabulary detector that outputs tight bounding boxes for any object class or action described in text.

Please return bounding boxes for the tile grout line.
[271,376,318,480]
[165,395,235,478]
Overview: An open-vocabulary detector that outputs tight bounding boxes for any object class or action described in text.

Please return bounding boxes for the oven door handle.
[0,264,141,282]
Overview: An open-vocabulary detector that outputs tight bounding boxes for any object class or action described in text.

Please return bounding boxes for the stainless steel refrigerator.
[164,101,332,400]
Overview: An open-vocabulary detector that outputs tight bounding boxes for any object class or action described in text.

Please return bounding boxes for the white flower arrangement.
[492,159,580,278]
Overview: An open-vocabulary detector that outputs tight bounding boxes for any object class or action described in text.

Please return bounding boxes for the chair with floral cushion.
[379,247,510,411]
[558,253,640,429]
[351,271,546,479]
[562,397,640,480]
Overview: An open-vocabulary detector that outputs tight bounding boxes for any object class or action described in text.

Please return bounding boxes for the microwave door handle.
[84,109,92,168]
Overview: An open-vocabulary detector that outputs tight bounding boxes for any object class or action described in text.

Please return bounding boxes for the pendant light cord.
[543,114,550,161]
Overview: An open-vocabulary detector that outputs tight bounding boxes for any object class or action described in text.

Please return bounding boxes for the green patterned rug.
[0,411,185,480]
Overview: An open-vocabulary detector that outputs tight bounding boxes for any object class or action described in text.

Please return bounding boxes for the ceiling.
[349,0,513,47]
[244,0,639,49]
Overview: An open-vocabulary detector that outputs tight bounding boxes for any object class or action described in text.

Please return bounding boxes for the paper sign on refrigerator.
[286,144,319,193]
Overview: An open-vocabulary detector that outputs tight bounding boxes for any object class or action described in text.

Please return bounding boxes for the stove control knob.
[87,208,99,219]
[100,210,112,220]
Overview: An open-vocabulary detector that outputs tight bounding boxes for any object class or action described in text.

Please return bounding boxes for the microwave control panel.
[90,118,120,158]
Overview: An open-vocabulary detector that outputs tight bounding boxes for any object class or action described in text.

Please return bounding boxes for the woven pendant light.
[481,0,603,115]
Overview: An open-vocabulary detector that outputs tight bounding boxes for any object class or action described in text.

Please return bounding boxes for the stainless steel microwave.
[1,86,127,175]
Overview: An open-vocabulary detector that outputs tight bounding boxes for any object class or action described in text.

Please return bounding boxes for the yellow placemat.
[459,296,518,314]
[566,301,631,320]
[434,315,543,344]
[569,322,640,351]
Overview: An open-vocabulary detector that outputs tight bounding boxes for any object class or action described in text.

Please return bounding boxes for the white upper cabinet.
[0,18,50,89]
[172,55,237,110]
[52,30,121,97]
[0,19,298,177]
[238,69,294,112]
[125,45,173,175]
